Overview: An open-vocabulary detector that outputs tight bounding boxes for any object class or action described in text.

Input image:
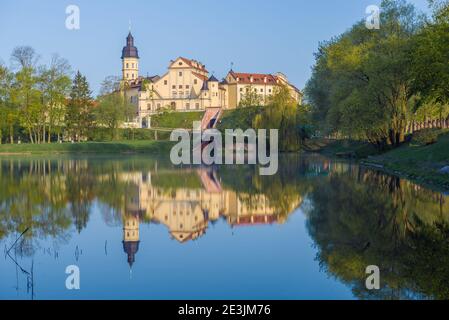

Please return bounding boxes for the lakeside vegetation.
[0,140,174,155]
[301,0,449,189]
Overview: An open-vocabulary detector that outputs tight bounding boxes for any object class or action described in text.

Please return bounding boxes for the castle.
[120,32,303,128]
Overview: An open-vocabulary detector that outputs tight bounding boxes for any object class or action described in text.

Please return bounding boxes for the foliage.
[254,84,304,151]
[217,106,263,131]
[305,0,424,148]
[411,128,441,146]
[412,0,449,103]
[65,71,94,142]
[238,85,263,107]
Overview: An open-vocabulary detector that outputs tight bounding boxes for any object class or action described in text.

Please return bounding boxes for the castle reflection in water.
[119,168,303,267]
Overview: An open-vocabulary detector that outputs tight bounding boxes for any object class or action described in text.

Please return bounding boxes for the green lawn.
[151,111,204,129]
[362,131,449,189]
[0,140,175,155]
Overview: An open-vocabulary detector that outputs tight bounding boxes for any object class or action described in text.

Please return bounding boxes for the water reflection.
[0,155,448,299]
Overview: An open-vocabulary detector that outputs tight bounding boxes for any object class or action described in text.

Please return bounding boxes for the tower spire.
[129,19,131,32]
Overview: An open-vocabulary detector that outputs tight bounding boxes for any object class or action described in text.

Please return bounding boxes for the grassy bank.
[307,131,449,190]
[0,140,175,155]
[361,131,449,190]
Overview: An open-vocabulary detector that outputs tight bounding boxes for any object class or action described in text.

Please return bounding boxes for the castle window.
[132,63,134,68]
[172,85,176,89]
[240,88,243,92]
[179,85,183,89]
[179,72,183,77]
[194,79,198,85]
[186,85,190,89]
[260,89,264,92]
[126,63,129,68]
[157,103,161,109]
[178,62,182,66]
[186,103,190,109]
[126,73,129,78]
[164,80,168,85]
[195,103,199,109]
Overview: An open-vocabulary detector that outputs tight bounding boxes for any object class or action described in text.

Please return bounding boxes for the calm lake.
[0,154,448,300]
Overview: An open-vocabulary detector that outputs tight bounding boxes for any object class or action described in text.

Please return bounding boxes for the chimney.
[250,75,254,83]
[264,76,267,83]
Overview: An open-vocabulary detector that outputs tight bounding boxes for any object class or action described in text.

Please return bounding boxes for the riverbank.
[0,140,175,155]
[361,132,449,191]
[309,133,449,191]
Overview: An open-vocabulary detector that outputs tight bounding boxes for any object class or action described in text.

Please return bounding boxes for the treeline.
[305,0,449,148]
[0,47,135,144]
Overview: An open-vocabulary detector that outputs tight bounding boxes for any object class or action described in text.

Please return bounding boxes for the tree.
[38,55,72,142]
[95,77,136,140]
[9,46,45,144]
[238,85,262,107]
[0,64,15,144]
[305,0,423,147]
[254,83,302,151]
[412,1,449,104]
[66,71,93,142]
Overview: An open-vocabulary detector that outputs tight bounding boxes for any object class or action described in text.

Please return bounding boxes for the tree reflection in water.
[305,166,449,299]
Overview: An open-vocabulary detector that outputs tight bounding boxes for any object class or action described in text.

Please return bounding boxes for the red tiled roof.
[230,72,278,85]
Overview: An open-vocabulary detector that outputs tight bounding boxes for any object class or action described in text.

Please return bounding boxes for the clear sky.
[0,0,430,95]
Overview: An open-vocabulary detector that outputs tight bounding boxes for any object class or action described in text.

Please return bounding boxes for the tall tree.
[95,76,135,140]
[239,85,262,107]
[412,0,449,104]
[305,0,422,147]
[38,55,72,143]
[254,83,301,151]
[66,71,93,142]
[9,46,43,144]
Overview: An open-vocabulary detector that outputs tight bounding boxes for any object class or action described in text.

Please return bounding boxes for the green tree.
[38,55,72,143]
[411,0,449,128]
[305,0,422,147]
[9,47,43,144]
[0,64,14,144]
[94,76,136,140]
[254,83,302,151]
[66,71,93,142]
[238,85,262,107]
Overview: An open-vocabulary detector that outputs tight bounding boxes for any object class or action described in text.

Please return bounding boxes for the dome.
[122,240,140,267]
[121,32,139,59]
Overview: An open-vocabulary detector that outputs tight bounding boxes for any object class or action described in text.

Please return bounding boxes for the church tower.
[121,32,139,81]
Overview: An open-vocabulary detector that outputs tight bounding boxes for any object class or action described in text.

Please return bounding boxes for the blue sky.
[0,0,430,95]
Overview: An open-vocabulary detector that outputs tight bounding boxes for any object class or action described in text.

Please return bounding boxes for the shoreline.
[0,141,175,155]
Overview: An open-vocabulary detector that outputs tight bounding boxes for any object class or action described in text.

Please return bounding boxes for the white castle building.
[120,32,302,128]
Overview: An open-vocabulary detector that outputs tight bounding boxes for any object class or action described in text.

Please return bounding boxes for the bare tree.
[10,46,40,70]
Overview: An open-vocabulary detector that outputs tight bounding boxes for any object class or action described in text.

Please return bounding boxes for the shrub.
[411,129,441,146]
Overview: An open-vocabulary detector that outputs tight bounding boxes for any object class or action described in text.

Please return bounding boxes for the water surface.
[0,154,448,300]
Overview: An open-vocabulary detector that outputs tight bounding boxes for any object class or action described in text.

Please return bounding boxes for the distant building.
[119,32,302,128]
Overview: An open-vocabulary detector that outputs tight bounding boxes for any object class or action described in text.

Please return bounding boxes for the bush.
[411,129,441,146]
